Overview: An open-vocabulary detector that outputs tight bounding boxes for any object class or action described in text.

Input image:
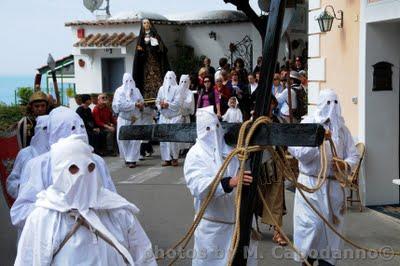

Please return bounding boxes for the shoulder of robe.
[25,152,49,169]
[93,153,106,166]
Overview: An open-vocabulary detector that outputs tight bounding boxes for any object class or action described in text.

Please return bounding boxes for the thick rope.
[161,116,400,265]
[269,141,400,258]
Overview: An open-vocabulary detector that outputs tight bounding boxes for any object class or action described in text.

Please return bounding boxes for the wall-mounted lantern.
[316,5,344,32]
[209,31,217,41]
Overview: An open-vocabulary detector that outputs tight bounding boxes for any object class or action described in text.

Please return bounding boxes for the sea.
[0,76,34,105]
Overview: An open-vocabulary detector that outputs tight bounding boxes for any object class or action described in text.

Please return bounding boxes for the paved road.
[1,148,400,265]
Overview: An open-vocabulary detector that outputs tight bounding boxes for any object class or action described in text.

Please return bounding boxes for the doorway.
[364,21,400,205]
[101,58,125,93]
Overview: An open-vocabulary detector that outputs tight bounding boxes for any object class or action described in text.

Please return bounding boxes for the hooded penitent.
[15,135,156,265]
[10,107,116,229]
[313,89,345,145]
[47,106,88,146]
[196,106,224,166]
[7,115,50,199]
[112,73,144,163]
[179,74,195,118]
[288,89,359,265]
[183,106,257,265]
[156,71,182,162]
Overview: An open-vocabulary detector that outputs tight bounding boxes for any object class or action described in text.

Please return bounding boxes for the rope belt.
[52,213,130,264]
[202,216,235,225]
[300,172,337,181]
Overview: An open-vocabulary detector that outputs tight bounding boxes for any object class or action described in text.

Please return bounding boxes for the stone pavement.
[1,148,400,265]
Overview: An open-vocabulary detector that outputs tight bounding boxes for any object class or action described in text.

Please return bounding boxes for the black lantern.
[316,5,343,33]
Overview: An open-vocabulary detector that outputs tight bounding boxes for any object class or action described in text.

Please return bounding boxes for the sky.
[0,0,260,76]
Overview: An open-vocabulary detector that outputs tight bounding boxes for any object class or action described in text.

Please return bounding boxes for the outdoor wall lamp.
[316,5,344,32]
[209,31,217,41]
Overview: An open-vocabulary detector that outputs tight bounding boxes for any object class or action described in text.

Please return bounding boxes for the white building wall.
[69,24,140,95]
[182,22,262,71]
[362,22,400,205]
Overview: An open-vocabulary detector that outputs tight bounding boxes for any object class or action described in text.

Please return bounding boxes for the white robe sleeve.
[184,151,226,201]
[166,88,181,113]
[155,87,163,111]
[125,215,157,265]
[342,126,360,172]
[288,146,320,164]
[10,157,47,228]
[112,88,136,113]
[93,154,117,192]
[6,148,32,199]
[15,208,57,266]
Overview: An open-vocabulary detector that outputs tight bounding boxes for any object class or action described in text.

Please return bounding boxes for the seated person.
[93,93,117,156]
[76,94,105,154]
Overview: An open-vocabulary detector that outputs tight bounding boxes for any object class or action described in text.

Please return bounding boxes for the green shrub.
[170,44,202,78]
[0,104,24,131]
[16,87,34,106]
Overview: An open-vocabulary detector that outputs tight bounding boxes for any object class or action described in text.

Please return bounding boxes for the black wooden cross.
[120,0,324,264]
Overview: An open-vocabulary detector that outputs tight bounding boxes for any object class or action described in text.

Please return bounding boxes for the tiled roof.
[65,17,249,27]
[73,32,137,47]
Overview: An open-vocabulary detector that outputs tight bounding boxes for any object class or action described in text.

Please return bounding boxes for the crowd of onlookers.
[73,55,308,157]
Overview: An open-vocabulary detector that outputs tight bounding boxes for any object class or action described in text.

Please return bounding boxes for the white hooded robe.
[10,107,116,230]
[288,89,359,265]
[15,136,156,266]
[7,115,50,199]
[156,71,182,161]
[184,106,258,266]
[112,73,144,163]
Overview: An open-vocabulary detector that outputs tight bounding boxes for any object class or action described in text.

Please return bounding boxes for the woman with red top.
[214,76,231,115]
[197,76,221,118]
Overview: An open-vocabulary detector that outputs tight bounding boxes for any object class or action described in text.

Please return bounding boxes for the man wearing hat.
[17,91,49,149]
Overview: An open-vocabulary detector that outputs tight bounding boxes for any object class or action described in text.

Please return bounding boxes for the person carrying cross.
[288,89,359,266]
[184,106,258,265]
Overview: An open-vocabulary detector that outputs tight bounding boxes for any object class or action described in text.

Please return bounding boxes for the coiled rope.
[160,116,400,265]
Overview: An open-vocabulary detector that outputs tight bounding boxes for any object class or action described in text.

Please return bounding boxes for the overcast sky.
[0,0,260,76]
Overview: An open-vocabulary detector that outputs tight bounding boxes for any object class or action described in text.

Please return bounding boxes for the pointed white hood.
[313,89,345,143]
[30,115,50,156]
[48,106,88,145]
[122,73,137,96]
[196,106,224,166]
[179,74,195,116]
[35,135,139,265]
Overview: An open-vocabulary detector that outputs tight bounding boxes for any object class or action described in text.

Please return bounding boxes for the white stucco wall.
[362,21,400,205]
[70,24,140,94]
[181,22,262,71]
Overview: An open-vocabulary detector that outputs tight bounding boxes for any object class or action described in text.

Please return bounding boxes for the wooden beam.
[118,122,325,147]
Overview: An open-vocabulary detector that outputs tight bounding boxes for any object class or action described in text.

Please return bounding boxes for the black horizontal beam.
[119,122,325,147]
